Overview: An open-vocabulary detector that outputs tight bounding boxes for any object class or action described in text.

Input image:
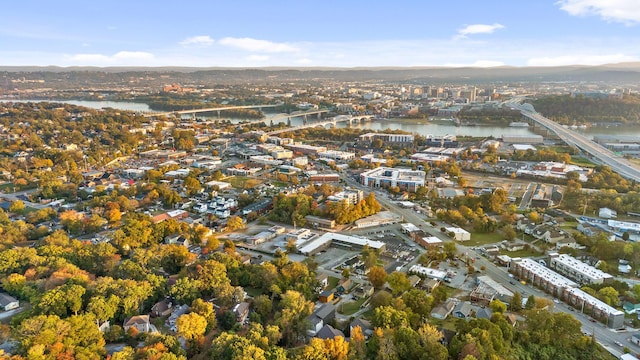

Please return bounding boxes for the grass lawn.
[327,276,340,290]
[271,181,288,188]
[339,298,366,315]
[468,232,504,246]
[245,287,263,298]
[570,156,596,167]
[227,176,262,189]
[560,221,578,231]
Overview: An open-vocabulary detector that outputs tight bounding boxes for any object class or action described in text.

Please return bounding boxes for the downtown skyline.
[2,0,640,68]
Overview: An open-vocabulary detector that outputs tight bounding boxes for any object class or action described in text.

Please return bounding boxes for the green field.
[327,276,340,290]
[468,232,503,246]
[227,176,262,189]
[570,156,596,167]
[339,298,366,315]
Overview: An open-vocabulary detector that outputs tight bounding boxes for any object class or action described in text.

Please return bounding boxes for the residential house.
[505,313,518,327]
[316,324,345,340]
[123,315,151,333]
[623,302,640,315]
[151,299,174,317]
[233,302,251,324]
[408,275,421,288]
[316,273,329,290]
[453,302,473,319]
[475,308,494,320]
[319,290,334,303]
[620,260,632,274]
[0,292,19,311]
[350,318,374,338]
[599,207,617,219]
[337,278,352,293]
[431,299,456,320]
[422,279,441,293]
[307,303,336,336]
[352,285,374,300]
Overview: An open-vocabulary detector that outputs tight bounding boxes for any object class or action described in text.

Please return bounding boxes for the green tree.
[226,216,245,231]
[489,299,507,313]
[9,200,26,214]
[385,271,411,295]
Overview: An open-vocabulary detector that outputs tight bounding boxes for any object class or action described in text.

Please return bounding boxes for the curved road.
[507,100,640,182]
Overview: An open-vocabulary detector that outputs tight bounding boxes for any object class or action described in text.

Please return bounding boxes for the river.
[3,99,640,139]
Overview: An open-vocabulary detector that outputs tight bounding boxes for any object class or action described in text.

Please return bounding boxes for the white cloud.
[456,23,505,38]
[67,51,154,65]
[179,35,214,47]
[218,37,298,53]
[527,53,638,66]
[297,58,313,64]
[557,0,640,25]
[246,55,270,62]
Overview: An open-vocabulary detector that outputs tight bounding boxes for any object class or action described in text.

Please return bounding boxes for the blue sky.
[2,0,640,68]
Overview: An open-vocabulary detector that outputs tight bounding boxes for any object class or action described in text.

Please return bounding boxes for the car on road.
[614,341,623,347]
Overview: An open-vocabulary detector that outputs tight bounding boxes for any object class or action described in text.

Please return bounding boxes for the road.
[340,172,638,357]
[0,188,47,209]
[506,99,640,183]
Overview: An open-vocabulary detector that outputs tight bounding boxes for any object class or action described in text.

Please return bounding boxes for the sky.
[2,0,640,68]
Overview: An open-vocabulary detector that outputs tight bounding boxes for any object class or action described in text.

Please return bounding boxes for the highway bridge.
[506,99,640,182]
[237,109,330,127]
[142,104,280,118]
[267,114,375,135]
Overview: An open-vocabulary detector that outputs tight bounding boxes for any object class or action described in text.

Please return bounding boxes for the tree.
[276,290,314,346]
[443,242,457,259]
[191,298,216,331]
[349,326,367,359]
[9,200,25,214]
[370,291,393,308]
[385,271,410,295]
[373,306,409,329]
[367,266,387,289]
[183,176,202,196]
[525,294,536,310]
[489,299,507,313]
[176,312,207,342]
[510,292,523,312]
[226,216,245,231]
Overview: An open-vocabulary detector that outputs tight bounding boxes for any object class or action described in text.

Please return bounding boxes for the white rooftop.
[552,254,613,281]
[298,232,385,254]
[401,223,421,232]
[515,258,577,288]
[564,287,624,317]
[408,265,447,280]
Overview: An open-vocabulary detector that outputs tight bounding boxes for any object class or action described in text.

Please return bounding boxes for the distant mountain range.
[3,63,640,85]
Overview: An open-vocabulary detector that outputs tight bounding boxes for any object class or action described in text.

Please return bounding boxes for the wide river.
[2,99,640,139]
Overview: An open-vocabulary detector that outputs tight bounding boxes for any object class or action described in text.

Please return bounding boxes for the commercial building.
[408,265,447,281]
[445,227,471,241]
[424,134,458,148]
[317,150,356,161]
[548,253,613,285]
[304,215,336,230]
[327,190,364,205]
[358,133,415,143]
[360,167,425,192]
[298,233,385,256]
[285,144,327,155]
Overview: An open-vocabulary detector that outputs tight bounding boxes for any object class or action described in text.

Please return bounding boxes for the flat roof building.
[360,167,425,192]
[298,233,385,256]
[548,253,613,285]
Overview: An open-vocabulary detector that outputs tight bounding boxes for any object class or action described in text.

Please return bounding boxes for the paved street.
[340,172,639,357]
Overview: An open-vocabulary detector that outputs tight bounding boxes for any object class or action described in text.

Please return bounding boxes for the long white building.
[298,232,385,256]
[360,167,425,192]
[548,253,613,285]
[511,257,623,328]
